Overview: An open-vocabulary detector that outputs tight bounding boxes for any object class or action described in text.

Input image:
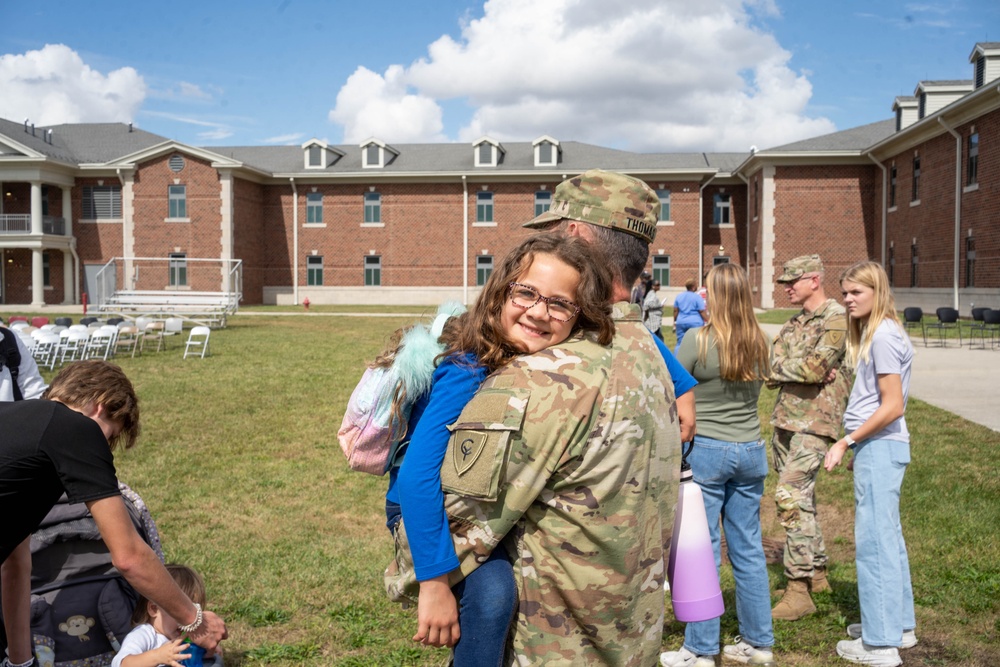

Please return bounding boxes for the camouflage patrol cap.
[524,169,661,244]
[777,254,824,283]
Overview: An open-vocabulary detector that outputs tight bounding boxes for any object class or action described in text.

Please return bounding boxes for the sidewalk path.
[761,323,1000,433]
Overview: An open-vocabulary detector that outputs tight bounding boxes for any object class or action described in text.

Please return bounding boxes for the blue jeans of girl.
[852,438,915,647]
[683,435,774,655]
[386,501,516,666]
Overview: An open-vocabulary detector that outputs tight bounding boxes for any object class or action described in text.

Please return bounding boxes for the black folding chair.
[926,307,962,348]
[902,307,926,346]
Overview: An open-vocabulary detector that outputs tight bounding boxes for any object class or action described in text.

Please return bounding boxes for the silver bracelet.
[177,602,204,634]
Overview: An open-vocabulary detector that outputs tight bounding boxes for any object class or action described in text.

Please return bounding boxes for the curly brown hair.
[441,232,615,373]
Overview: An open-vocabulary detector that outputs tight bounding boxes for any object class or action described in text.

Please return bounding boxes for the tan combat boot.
[810,566,832,594]
[772,578,816,620]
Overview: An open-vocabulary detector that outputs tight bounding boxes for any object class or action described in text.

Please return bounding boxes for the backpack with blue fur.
[338,302,465,475]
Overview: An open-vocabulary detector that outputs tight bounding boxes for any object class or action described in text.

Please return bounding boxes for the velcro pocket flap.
[440,390,528,500]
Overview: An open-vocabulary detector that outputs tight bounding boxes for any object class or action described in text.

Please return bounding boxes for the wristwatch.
[844,434,856,447]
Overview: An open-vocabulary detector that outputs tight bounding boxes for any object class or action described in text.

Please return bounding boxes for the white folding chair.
[32,333,61,370]
[84,328,116,360]
[183,326,212,359]
[141,322,165,353]
[59,331,89,364]
[163,317,184,348]
[9,321,30,331]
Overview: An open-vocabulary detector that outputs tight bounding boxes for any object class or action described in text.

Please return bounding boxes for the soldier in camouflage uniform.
[767,254,851,621]
[386,170,683,666]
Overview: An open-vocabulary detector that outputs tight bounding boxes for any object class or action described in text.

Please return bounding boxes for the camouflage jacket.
[767,298,851,439]
[385,303,682,666]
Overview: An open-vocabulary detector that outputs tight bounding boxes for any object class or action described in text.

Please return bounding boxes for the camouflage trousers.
[771,428,832,580]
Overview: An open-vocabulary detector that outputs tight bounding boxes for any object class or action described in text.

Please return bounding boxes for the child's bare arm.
[121,637,191,667]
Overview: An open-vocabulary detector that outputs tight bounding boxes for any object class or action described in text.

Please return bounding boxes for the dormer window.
[532,136,560,167]
[472,137,504,167]
[302,139,343,169]
[360,138,398,169]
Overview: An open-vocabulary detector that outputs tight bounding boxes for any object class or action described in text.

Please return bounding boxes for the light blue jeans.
[852,437,915,647]
[683,435,774,655]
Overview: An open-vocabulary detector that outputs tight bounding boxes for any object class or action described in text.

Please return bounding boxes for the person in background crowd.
[673,278,707,353]
[643,280,665,340]
[632,270,652,305]
[0,317,46,402]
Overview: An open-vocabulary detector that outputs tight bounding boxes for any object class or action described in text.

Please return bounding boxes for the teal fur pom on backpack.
[338,302,466,475]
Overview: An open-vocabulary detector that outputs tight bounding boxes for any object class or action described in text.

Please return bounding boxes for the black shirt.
[0,400,120,562]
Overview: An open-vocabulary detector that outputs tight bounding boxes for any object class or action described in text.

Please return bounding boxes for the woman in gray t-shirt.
[825,261,916,666]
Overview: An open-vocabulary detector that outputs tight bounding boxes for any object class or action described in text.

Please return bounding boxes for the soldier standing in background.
[768,255,851,621]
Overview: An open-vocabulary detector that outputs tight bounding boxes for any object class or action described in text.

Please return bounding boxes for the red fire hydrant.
[303,297,310,311]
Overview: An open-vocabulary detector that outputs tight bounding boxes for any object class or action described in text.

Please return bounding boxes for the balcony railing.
[0,214,67,235]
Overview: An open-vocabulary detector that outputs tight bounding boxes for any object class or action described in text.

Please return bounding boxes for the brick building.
[2,42,998,312]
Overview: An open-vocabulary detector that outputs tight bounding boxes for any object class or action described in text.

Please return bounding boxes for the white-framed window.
[656,189,671,222]
[308,145,323,168]
[534,191,551,217]
[306,192,323,224]
[652,255,670,286]
[476,255,493,286]
[532,136,559,166]
[713,256,730,266]
[81,185,122,220]
[713,193,731,226]
[169,253,187,287]
[477,192,494,223]
[307,255,323,286]
[364,256,381,286]
[42,251,51,287]
[168,185,187,219]
[364,192,381,223]
[967,132,979,186]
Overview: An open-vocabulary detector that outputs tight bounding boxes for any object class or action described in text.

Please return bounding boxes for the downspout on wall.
[290,178,298,305]
[462,175,468,305]
[698,174,718,284]
[937,117,962,310]
[865,154,888,265]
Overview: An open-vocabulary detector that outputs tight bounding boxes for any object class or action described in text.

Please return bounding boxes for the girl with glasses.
[379,232,614,665]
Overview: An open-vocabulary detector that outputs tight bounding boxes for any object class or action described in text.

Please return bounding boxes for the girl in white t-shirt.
[112,564,219,667]
[825,261,915,667]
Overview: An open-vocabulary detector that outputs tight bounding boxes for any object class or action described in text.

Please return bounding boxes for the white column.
[760,165,777,309]
[62,187,75,304]
[31,248,45,306]
[219,170,233,292]
[30,181,43,234]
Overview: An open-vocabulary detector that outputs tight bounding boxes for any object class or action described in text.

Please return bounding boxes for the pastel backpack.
[338,302,465,475]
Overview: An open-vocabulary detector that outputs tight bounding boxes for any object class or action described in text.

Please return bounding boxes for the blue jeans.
[852,438,915,647]
[385,501,516,666]
[674,321,703,354]
[683,435,774,655]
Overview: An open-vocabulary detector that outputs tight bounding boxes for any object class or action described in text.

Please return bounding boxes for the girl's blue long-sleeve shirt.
[394,353,487,581]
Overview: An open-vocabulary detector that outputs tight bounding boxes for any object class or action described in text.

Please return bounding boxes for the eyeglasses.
[507,282,580,322]
[781,273,816,286]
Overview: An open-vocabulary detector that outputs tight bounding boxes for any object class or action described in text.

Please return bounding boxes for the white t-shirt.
[843,319,913,443]
[112,624,170,667]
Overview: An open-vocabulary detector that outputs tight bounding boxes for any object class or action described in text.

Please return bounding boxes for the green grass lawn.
[31,313,999,665]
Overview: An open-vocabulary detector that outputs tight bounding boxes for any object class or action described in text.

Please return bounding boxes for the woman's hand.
[824,439,850,471]
[414,576,460,648]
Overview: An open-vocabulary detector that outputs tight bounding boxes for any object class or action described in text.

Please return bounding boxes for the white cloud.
[0,44,145,125]
[328,0,835,151]
[261,132,306,145]
[328,65,446,143]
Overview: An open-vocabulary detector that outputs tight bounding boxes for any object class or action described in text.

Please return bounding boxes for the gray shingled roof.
[918,79,973,87]
[207,140,729,175]
[763,119,895,153]
[0,117,168,164]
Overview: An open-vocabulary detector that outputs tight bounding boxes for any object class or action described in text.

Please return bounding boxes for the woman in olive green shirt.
[661,263,775,667]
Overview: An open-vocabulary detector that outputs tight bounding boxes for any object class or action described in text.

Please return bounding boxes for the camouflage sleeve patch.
[441,390,529,500]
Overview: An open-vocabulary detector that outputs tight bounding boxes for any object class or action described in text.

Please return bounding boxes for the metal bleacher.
[93,257,242,328]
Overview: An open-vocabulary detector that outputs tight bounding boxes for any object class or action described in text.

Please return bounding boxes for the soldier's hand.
[824,368,837,383]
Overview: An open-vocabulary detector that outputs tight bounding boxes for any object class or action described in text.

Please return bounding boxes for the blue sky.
[1,0,996,153]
